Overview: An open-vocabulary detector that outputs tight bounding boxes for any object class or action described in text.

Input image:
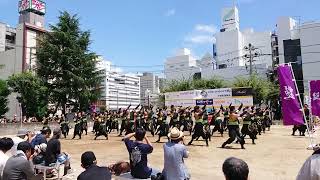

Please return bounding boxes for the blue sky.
[1,0,320,74]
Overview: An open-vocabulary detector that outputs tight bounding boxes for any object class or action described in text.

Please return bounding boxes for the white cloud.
[185,35,215,44]
[164,9,176,17]
[183,24,217,45]
[195,24,217,33]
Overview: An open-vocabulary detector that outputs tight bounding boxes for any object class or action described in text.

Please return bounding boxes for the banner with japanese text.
[310,80,320,116]
[278,64,304,125]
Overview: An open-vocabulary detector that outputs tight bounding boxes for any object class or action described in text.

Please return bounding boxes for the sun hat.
[168,127,184,140]
[16,129,28,136]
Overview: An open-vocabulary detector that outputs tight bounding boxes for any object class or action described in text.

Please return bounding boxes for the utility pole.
[244,43,259,76]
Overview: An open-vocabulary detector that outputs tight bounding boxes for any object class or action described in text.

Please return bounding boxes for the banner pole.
[289,63,314,148]
[309,81,314,134]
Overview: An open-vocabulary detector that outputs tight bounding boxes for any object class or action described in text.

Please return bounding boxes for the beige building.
[0,0,46,119]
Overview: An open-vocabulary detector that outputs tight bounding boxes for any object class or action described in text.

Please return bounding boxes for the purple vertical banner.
[310,80,320,116]
[278,65,304,125]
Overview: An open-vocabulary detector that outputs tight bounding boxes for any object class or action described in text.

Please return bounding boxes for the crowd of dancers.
[55,103,273,149]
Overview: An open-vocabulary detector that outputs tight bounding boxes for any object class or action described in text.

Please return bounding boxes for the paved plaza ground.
[57,125,314,180]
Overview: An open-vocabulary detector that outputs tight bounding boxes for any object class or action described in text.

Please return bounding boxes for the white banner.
[165,88,253,107]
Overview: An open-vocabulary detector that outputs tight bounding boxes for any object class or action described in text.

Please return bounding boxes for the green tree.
[192,77,226,90]
[233,75,279,104]
[162,77,226,93]
[0,80,10,117]
[36,11,104,113]
[7,72,48,119]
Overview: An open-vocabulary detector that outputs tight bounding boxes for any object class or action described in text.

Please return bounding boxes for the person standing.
[296,147,320,180]
[221,106,245,149]
[187,106,209,146]
[162,127,190,180]
[240,108,257,144]
[72,113,82,139]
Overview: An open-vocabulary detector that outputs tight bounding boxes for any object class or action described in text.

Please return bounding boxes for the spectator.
[44,128,70,175]
[222,157,249,180]
[2,141,41,180]
[162,127,190,180]
[0,138,14,177]
[9,129,33,156]
[297,147,320,180]
[31,127,51,148]
[77,151,112,180]
[123,128,155,179]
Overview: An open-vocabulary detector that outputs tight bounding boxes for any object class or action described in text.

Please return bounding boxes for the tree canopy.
[162,77,226,93]
[0,79,10,117]
[7,72,48,119]
[233,75,279,104]
[36,11,103,113]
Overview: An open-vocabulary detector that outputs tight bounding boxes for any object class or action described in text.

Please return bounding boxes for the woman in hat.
[162,127,190,180]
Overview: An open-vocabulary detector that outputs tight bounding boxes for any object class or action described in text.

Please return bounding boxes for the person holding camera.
[162,127,190,180]
[123,128,155,179]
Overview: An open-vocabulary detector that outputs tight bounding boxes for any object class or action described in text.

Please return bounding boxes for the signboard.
[232,88,253,96]
[165,90,195,101]
[165,88,253,107]
[196,99,213,106]
[19,0,46,15]
[194,88,232,99]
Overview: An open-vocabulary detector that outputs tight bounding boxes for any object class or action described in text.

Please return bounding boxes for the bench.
[34,163,64,180]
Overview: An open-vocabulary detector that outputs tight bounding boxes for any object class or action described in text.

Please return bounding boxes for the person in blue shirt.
[123,128,154,179]
[30,127,51,148]
[163,127,190,180]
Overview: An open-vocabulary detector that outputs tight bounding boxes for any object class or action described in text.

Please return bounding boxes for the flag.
[278,64,304,125]
[310,80,320,116]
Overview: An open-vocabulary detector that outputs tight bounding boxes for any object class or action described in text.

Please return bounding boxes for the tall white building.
[97,59,140,110]
[164,48,200,81]
[164,7,273,83]
[215,6,273,68]
[165,48,215,81]
[140,72,160,106]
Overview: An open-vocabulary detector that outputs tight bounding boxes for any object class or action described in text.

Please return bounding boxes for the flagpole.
[288,63,314,148]
[309,81,314,134]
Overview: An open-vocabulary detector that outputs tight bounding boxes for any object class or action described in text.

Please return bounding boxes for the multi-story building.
[97,59,140,110]
[0,23,16,52]
[276,17,320,95]
[0,0,46,119]
[164,48,213,81]
[215,6,273,69]
[140,72,160,106]
[164,7,273,82]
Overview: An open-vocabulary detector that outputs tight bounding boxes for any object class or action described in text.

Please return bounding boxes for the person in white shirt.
[297,147,320,180]
[9,129,32,156]
[0,137,14,178]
